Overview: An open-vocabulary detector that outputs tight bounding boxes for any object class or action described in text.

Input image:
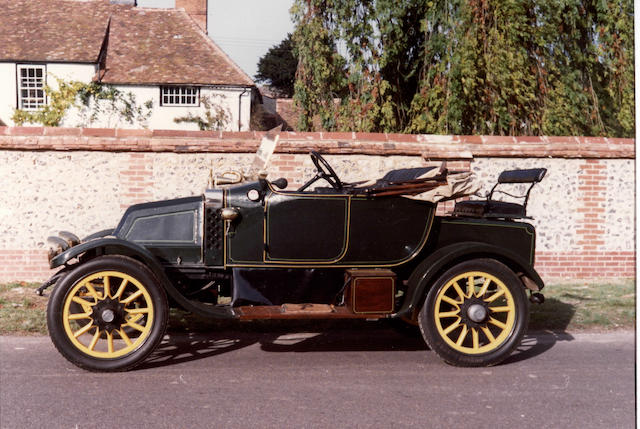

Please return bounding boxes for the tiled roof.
[0,0,254,86]
[0,0,119,63]
[102,8,254,86]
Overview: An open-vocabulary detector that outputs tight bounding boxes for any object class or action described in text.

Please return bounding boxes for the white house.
[0,0,256,130]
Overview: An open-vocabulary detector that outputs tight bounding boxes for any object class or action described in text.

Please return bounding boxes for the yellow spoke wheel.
[433,272,515,355]
[47,256,168,372]
[62,271,154,359]
[419,259,528,367]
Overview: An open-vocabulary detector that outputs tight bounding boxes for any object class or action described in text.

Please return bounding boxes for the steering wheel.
[297,151,343,191]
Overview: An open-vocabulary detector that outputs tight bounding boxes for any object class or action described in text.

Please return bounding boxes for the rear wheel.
[419,258,528,366]
[47,256,168,372]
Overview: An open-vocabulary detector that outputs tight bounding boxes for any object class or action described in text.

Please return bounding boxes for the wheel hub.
[467,304,487,323]
[459,297,490,328]
[101,309,115,323]
[90,298,127,332]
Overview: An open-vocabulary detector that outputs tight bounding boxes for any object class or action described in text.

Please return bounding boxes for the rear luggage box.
[345,269,396,314]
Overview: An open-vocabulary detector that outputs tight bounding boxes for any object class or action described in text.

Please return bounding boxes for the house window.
[17,65,46,110]
[161,86,199,106]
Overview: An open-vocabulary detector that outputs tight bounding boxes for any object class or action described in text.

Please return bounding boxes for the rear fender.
[395,242,544,320]
[49,238,233,319]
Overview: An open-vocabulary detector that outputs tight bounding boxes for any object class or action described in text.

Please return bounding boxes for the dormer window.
[17,64,46,110]
[161,86,199,106]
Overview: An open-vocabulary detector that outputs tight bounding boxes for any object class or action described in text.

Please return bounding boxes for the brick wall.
[0,126,635,283]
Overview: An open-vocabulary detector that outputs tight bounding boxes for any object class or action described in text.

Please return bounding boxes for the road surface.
[0,322,635,428]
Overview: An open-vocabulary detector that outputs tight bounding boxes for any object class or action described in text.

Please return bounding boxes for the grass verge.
[528,280,635,332]
[0,282,48,335]
[0,280,634,336]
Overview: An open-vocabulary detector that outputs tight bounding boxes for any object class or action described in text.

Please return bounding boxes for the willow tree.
[291,1,346,131]
[408,0,546,135]
[538,0,634,136]
[290,0,634,137]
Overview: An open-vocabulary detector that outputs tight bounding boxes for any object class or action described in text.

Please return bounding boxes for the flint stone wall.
[0,127,634,282]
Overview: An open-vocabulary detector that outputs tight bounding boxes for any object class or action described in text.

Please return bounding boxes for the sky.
[137,0,295,80]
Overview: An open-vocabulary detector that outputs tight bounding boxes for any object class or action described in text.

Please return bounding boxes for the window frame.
[16,64,47,111]
[160,86,200,107]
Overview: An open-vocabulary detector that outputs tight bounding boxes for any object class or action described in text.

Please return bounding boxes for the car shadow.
[137,331,255,370]
[136,319,426,370]
[257,320,427,353]
[502,297,577,365]
[137,298,577,370]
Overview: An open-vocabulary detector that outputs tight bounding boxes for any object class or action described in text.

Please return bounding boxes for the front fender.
[51,237,153,269]
[395,242,544,320]
[49,237,234,319]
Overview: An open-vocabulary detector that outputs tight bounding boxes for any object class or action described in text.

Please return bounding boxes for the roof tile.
[102,8,253,86]
[0,0,118,63]
[0,0,254,86]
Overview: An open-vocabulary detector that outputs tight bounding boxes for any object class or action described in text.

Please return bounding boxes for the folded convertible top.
[348,162,479,203]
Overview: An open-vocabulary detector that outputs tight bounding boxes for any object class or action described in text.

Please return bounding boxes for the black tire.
[47,256,168,372]
[418,258,528,367]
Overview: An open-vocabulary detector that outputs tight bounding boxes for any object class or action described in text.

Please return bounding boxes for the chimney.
[176,0,208,34]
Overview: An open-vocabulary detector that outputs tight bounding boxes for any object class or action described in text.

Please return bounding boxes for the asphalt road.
[0,323,635,429]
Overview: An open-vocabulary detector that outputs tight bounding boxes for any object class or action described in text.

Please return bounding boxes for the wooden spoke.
[106,331,114,354]
[103,276,111,299]
[68,312,92,320]
[118,329,133,347]
[113,279,129,300]
[88,328,101,351]
[456,325,468,346]
[485,289,505,303]
[126,314,143,324]
[441,295,461,307]
[451,281,466,301]
[481,326,496,343]
[126,307,150,315]
[84,283,100,300]
[442,319,461,335]
[489,317,507,330]
[73,322,94,338]
[466,276,475,298]
[477,278,492,298]
[126,321,146,332]
[71,297,93,312]
[490,306,512,313]
[437,310,460,318]
[472,328,479,350]
[120,290,143,304]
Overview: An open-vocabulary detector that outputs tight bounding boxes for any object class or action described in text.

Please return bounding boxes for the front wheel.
[47,256,168,371]
[419,258,529,367]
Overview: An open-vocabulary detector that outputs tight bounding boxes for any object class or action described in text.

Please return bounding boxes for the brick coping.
[0,127,634,158]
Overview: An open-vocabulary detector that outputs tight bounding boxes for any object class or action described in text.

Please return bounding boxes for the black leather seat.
[453,200,527,219]
[453,168,547,219]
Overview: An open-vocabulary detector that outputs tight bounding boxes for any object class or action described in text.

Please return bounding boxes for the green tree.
[408,0,544,135]
[255,33,297,97]
[290,0,634,137]
[538,0,634,136]
[291,1,347,131]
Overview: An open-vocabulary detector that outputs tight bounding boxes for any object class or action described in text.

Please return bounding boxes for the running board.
[235,304,386,320]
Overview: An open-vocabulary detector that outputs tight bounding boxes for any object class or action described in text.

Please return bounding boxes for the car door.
[264,191,350,263]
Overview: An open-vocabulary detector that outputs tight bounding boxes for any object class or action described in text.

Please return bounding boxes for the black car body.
[42,137,546,371]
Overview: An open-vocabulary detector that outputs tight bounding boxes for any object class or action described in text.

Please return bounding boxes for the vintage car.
[40,128,547,372]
